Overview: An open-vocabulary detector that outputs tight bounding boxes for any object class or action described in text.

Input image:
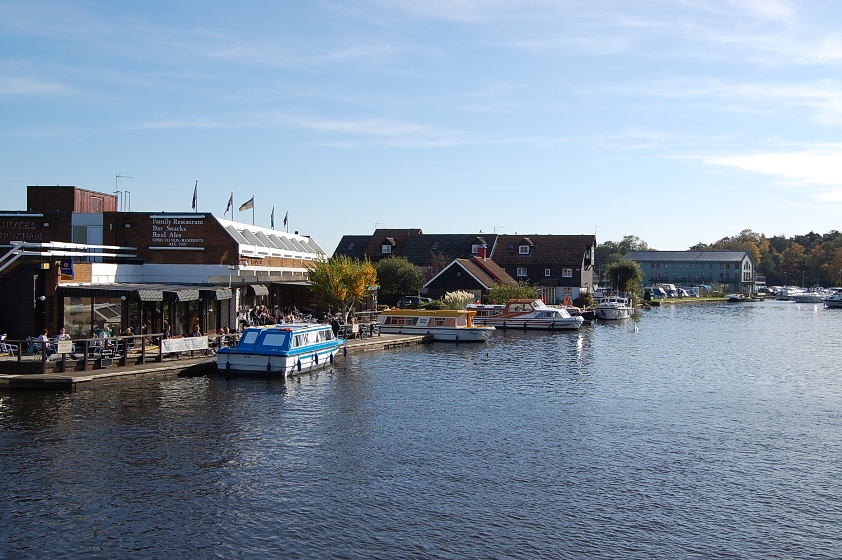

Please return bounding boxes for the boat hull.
[377,325,494,341]
[824,298,842,308]
[594,306,633,320]
[473,317,584,330]
[217,344,343,376]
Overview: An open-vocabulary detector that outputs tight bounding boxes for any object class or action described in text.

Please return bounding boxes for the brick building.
[0,186,325,340]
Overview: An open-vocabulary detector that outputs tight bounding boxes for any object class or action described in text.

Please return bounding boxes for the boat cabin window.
[261,332,289,348]
[509,303,532,313]
[240,330,260,346]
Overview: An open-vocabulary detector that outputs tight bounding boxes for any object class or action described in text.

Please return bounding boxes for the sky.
[3,0,842,255]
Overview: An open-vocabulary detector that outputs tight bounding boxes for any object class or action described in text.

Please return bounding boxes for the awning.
[136,289,165,302]
[57,284,163,301]
[201,287,233,300]
[165,288,200,302]
[249,284,269,296]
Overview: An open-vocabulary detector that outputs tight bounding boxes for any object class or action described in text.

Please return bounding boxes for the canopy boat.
[467,299,584,330]
[376,308,495,341]
[593,293,634,320]
[217,323,345,377]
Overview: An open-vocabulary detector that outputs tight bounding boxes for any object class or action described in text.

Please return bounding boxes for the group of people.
[239,305,304,329]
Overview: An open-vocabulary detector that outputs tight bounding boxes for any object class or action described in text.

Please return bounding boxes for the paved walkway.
[0,333,428,391]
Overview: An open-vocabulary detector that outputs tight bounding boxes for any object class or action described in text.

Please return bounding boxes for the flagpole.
[252,195,255,226]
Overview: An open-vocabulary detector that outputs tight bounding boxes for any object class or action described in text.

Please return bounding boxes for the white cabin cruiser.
[468,299,584,330]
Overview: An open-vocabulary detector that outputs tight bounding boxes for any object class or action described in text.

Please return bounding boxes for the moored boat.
[467,299,585,330]
[824,289,842,309]
[791,290,826,303]
[217,323,345,377]
[376,308,494,341]
[593,293,634,320]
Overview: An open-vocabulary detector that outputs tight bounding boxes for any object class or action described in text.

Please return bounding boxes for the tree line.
[597,229,842,287]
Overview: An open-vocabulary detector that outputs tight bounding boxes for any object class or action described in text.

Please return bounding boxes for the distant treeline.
[596,230,842,287]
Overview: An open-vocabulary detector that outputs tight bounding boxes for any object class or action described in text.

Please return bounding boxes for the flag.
[283,211,288,227]
[224,192,233,215]
[191,180,198,210]
[270,206,275,229]
[239,196,254,211]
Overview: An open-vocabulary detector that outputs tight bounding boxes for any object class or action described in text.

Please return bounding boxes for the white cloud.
[0,76,68,95]
[707,147,842,203]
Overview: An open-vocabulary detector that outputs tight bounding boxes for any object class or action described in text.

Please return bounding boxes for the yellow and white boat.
[376,308,495,342]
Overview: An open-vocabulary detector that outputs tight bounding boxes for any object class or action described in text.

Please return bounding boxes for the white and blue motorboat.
[217,323,346,377]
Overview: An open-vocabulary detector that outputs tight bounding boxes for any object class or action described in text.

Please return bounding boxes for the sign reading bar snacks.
[162,336,208,353]
[150,214,206,249]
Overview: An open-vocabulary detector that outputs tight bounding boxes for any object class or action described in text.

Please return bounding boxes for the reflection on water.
[2,301,842,559]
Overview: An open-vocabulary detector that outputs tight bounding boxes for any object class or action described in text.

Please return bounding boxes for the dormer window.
[348,242,355,250]
[432,241,439,250]
[381,244,392,255]
[519,245,530,255]
[472,244,482,254]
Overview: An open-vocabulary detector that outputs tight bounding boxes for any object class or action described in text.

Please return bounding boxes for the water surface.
[2,301,841,559]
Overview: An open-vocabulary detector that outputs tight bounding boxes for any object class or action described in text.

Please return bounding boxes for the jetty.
[0,333,428,391]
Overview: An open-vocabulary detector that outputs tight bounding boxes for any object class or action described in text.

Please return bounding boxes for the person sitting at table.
[30,329,55,356]
[55,327,78,359]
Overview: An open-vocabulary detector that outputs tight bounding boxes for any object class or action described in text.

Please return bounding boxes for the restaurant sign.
[150,215,205,249]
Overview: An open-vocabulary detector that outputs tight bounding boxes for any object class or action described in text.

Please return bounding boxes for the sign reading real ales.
[150,215,206,249]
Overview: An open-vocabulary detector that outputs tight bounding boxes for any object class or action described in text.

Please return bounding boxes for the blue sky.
[3,1,842,254]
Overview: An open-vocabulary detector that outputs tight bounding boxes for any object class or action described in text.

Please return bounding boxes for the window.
[519,245,530,255]
[348,242,355,250]
[720,263,724,269]
[507,244,514,249]
[471,244,481,254]
[562,268,572,277]
[545,268,551,277]
[664,263,669,269]
[381,244,392,255]
[656,263,661,269]
[517,267,527,277]
[651,263,655,268]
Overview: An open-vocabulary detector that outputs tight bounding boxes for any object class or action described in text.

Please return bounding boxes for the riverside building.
[0,186,325,340]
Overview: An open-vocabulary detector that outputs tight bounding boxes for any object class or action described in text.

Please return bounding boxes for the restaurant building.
[0,186,325,340]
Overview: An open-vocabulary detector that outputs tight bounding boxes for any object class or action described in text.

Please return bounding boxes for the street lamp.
[785,271,787,286]
[802,270,805,288]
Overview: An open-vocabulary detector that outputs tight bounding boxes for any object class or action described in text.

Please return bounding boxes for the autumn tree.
[307,255,377,322]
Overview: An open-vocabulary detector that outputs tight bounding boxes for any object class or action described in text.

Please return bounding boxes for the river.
[2,300,841,559]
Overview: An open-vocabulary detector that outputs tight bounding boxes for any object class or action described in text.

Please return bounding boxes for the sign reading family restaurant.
[149,214,206,249]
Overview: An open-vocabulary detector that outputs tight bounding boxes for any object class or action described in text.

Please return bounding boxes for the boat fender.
[314,353,319,364]
[267,359,272,373]
[225,359,231,371]
[330,353,334,364]
[343,347,347,357]
[297,359,302,372]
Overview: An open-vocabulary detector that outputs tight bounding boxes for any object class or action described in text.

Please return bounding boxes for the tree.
[421,251,453,284]
[484,281,540,304]
[374,257,422,297]
[307,255,377,322]
[604,260,643,294]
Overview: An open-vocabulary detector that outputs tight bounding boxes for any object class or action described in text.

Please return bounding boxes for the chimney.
[477,246,487,259]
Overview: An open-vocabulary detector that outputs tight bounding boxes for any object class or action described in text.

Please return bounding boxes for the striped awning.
[201,287,233,300]
[165,288,200,302]
[249,284,269,296]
